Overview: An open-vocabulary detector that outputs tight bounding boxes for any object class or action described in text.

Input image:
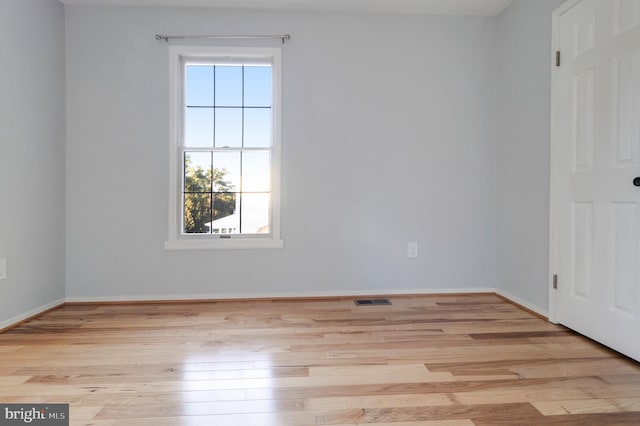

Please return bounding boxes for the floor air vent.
[354,298,392,306]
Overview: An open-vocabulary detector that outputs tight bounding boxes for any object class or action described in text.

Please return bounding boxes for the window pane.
[186,65,213,107]
[184,152,212,192]
[184,193,211,234]
[212,152,240,192]
[244,66,271,107]
[242,151,270,192]
[211,193,238,234]
[241,193,270,234]
[215,108,242,147]
[215,66,242,107]
[185,108,213,148]
[244,108,271,148]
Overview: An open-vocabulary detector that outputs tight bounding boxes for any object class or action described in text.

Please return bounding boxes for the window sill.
[164,238,284,251]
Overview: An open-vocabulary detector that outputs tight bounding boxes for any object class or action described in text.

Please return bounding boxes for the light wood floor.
[1,294,639,425]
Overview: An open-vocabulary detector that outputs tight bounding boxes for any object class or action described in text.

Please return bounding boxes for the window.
[165,46,283,250]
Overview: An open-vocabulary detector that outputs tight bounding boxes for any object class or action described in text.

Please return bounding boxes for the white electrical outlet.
[407,242,418,258]
[0,258,7,280]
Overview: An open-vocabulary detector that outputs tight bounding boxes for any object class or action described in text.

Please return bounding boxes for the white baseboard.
[0,298,66,331]
[65,287,498,303]
[496,289,549,318]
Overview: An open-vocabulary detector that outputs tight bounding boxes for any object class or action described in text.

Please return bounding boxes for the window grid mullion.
[182,147,268,152]
[186,105,270,109]
[212,65,216,149]
[211,67,215,234]
[239,65,245,234]
[209,151,214,234]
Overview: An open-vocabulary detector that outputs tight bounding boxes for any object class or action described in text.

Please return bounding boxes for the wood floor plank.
[331,422,474,426]
[1,294,639,425]
[547,398,619,415]
[306,393,456,410]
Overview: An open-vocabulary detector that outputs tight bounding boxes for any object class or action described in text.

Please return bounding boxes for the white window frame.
[164,45,283,250]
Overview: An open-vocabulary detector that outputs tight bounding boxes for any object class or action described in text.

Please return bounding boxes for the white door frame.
[549,0,581,325]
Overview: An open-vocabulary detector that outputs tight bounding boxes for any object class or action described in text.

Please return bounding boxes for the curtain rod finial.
[155,34,168,42]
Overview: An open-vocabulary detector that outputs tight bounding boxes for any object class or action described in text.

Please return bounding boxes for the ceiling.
[58,0,514,16]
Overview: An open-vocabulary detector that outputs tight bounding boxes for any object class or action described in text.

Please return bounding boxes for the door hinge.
[553,274,558,289]
[555,51,561,67]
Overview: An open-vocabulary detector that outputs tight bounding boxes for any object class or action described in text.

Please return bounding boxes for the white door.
[551,0,640,361]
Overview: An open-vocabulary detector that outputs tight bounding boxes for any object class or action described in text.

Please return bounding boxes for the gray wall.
[496,0,565,313]
[65,7,498,300]
[0,1,567,315]
[0,0,66,324]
